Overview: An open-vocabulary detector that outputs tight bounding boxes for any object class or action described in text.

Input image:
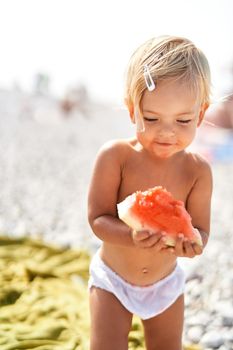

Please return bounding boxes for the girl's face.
[134,78,205,159]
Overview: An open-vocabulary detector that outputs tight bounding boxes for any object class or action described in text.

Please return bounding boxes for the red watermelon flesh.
[117,186,202,246]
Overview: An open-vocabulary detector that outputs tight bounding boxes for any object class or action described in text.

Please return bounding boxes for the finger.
[132,229,151,241]
[142,233,162,248]
[174,233,185,256]
[192,243,203,255]
[183,240,195,258]
[150,234,168,251]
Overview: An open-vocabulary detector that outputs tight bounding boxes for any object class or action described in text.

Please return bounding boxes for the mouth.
[155,141,175,147]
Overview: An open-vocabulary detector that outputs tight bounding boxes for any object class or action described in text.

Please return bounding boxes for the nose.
[158,123,175,138]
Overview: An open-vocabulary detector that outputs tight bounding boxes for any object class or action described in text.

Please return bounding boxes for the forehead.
[141,78,200,113]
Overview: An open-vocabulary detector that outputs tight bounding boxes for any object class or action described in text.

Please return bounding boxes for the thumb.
[132,229,151,241]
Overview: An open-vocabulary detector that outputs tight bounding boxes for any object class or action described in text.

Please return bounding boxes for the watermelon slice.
[117,186,202,246]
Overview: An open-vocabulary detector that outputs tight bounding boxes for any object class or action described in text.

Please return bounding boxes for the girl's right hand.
[131,229,167,251]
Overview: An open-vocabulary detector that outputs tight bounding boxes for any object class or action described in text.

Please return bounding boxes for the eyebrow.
[143,109,195,116]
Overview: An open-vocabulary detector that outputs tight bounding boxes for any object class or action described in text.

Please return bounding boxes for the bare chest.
[118,155,195,204]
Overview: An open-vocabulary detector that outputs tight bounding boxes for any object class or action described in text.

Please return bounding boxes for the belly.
[100,243,177,286]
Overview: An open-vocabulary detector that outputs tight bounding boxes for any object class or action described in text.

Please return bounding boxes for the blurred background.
[0,1,233,349]
[0,0,232,247]
[0,0,233,103]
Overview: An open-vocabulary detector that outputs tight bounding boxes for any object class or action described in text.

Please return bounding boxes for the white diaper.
[88,250,185,320]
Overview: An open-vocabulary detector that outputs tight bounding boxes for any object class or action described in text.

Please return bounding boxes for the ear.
[197,103,209,127]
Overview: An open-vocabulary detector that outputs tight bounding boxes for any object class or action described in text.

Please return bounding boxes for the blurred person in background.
[205,63,233,130]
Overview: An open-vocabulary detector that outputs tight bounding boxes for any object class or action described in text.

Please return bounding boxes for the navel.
[142,267,148,274]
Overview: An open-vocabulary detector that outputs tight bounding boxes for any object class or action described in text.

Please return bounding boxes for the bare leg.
[142,294,184,350]
[89,287,133,350]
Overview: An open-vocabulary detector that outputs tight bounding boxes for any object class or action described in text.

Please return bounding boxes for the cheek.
[136,132,151,148]
[181,126,197,142]
[137,128,154,141]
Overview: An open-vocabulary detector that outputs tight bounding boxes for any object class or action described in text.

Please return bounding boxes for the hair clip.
[143,65,156,91]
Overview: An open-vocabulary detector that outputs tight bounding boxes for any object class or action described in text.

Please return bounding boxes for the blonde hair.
[124,35,211,116]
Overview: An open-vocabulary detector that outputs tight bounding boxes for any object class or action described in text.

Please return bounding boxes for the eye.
[177,119,192,124]
[143,117,158,122]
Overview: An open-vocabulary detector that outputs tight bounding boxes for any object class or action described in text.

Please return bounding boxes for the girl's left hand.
[169,233,203,258]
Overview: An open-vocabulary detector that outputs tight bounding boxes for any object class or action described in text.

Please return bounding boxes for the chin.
[153,152,173,159]
[156,149,183,159]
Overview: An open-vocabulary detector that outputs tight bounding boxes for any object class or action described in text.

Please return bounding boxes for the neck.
[145,149,185,165]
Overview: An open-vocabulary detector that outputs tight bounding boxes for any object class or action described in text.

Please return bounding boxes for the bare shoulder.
[88,138,136,220]
[185,151,213,210]
[186,151,213,180]
[96,138,135,162]
[99,138,135,152]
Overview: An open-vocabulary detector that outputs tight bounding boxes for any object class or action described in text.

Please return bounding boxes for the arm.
[174,158,213,257]
[88,141,134,247]
[186,159,213,247]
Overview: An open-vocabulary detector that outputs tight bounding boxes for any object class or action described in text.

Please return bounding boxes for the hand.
[169,233,203,258]
[132,229,167,251]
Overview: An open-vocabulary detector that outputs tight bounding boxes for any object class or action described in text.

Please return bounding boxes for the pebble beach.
[0,90,233,349]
